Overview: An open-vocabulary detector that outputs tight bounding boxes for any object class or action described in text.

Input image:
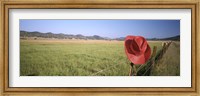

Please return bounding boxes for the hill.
[20,30,180,41]
[20,30,109,40]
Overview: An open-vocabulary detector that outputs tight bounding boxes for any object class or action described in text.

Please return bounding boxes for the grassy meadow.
[20,39,176,76]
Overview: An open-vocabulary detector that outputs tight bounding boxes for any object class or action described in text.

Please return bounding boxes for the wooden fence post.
[142,46,157,76]
[129,63,134,76]
[129,63,138,76]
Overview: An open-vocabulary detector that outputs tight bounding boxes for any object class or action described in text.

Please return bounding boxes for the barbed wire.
[90,62,122,76]
[142,61,154,76]
[91,42,173,76]
[142,42,172,76]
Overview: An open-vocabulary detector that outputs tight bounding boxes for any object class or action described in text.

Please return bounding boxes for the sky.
[20,20,180,38]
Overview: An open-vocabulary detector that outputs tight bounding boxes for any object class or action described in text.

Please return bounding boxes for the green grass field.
[20,39,172,76]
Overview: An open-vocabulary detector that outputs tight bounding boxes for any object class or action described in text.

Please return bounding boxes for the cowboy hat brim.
[124,36,151,64]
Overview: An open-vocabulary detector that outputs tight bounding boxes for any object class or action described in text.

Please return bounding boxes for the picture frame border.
[0,0,199,95]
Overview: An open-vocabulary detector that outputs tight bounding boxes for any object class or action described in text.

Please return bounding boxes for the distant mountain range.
[20,30,180,41]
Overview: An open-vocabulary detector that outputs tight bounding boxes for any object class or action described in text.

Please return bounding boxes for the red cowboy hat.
[124,35,151,64]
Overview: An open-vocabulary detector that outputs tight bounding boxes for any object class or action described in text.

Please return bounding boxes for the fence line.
[142,61,154,76]
[142,41,172,76]
[91,41,173,76]
[138,41,172,76]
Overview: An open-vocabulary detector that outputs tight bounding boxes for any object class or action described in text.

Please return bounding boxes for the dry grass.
[20,39,166,76]
[20,39,123,44]
[150,42,180,76]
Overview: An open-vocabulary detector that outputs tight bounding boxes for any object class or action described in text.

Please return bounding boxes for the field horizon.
[20,30,180,41]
